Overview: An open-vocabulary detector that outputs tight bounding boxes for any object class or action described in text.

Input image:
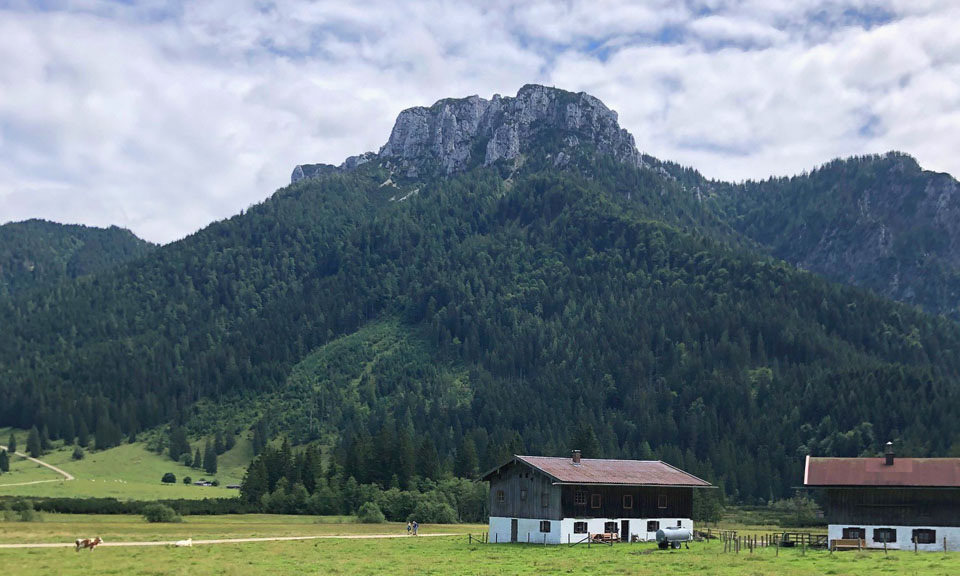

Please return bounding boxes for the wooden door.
[621,520,630,542]
[510,519,518,543]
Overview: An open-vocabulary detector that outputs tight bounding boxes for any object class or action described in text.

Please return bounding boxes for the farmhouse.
[481,451,712,544]
[804,443,960,551]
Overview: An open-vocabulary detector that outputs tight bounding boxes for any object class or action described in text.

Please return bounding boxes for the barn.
[481,451,712,544]
[804,443,960,551]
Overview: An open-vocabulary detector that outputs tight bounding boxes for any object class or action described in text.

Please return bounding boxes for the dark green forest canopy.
[2,157,959,503]
[0,219,155,299]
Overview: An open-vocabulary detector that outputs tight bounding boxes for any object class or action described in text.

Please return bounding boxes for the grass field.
[0,430,246,500]
[0,514,478,543]
[0,520,957,576]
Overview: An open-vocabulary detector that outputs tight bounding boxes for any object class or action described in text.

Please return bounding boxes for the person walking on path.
[412,521,419,536]
[406,522,412,536]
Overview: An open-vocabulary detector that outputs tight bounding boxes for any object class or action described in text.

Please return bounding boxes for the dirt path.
[0,533,460,549]
[0,444,75,486]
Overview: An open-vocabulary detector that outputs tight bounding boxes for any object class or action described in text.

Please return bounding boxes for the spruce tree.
[27,426,42,458]
[168,427,190,462]
[192,448,202,469]
[7,432,16,453]
[40,425,52,451]
[203,438,218,474]
[455,435,479,479]
[214,430,225,455]
[77,419,90,448]
[0,448,9,472]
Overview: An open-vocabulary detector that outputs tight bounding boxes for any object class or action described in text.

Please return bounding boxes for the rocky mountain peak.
[292,85,642,183]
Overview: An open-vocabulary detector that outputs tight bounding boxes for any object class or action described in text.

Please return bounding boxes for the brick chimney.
[572,450,581,464]
[884,441,894,466]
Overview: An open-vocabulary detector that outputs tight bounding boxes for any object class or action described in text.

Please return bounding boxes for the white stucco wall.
[488,516,692,544]
[828,524,960,551]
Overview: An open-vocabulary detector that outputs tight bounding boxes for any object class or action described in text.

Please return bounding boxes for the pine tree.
[77,419,89,448]
[27,426,42,458]
[416,436,440,481]
[7,432,16,453]
[455,435,479,479]
[225,430,236,451]
[0,448,9,472]
[40,425,52,451]
[192,448,202,469]
[214,430,225,455]
[203,438,218,474]
[168,427,190,462]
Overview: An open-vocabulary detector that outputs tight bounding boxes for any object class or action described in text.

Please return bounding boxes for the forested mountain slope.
[712,153,960,319]
[2,86,960,503]
[0,219,155,298]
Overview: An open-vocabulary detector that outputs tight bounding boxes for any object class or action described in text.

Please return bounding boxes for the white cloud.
[0,0,958,242]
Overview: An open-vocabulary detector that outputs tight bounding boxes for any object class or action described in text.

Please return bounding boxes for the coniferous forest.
[2,126,960,508]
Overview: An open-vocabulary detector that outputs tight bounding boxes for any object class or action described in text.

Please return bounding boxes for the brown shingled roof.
[804,455,960,487]
[482,455,712,487]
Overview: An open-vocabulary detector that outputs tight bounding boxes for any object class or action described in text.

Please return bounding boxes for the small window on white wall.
[647,520,659,532]
[574,521,588,534]
[540,521,551,533]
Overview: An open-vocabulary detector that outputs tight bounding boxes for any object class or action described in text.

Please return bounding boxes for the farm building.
[481,451,712,544]
[804,444,960,551]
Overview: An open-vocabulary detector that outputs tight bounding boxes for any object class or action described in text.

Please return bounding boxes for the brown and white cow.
[75,537,103,551]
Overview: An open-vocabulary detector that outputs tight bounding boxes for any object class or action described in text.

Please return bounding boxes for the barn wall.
[559,485,692,519]
[825,488,960,526]
[827,524,960,551]
[487,461,562,520]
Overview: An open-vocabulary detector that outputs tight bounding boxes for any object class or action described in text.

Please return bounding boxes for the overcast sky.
[1,1,958,243]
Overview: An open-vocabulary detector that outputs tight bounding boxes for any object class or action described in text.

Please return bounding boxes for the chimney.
[884,442,894,466]
[572,450,581,465]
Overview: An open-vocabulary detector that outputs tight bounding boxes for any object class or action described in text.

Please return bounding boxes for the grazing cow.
[175,538,193,547]
[75,537,103,551]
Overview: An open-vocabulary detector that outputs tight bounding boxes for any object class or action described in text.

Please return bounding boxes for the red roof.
[804,455,960,487]
[483,455,712,487]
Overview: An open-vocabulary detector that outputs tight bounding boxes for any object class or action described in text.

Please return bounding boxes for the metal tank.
[656,527,693,549]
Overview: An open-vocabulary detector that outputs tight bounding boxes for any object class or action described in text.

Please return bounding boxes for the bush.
[161,472,176,484]
[409,501,457,524]
[357,501,385,524]
[142,503,181,523]
[11,500,40,522]
[71,446,85,461]
[183,476,192,485]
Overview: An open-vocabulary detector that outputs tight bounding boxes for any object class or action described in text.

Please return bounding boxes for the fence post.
[469,534,473,545]
[544,534,547,547]
[883,537,887,555]
[944,536,948,553]
[776,538,779,556]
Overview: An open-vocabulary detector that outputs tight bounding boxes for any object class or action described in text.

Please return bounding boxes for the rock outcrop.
[292,84,642,183]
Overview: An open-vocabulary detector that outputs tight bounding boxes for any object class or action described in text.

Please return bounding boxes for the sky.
[1,1,958,244]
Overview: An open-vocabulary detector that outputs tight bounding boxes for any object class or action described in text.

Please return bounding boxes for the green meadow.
[0,429,247,500]
[1,524,957,576]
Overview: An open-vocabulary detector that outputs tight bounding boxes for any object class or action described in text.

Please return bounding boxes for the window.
[873,528,897,543]
[540,521,551,533]
[647,520,659,532]
[604,521,618,533]
[574,491,586,506]
[541,493,549,508]
[842,527,864,540]
[520,489,527,501]
[573,522,588,534]
[622,494,633,509]
[496,490,505,503]
[591,494,602,509]
[658,494,668,509]
[913,529,936,544]
[676,520,682,527]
